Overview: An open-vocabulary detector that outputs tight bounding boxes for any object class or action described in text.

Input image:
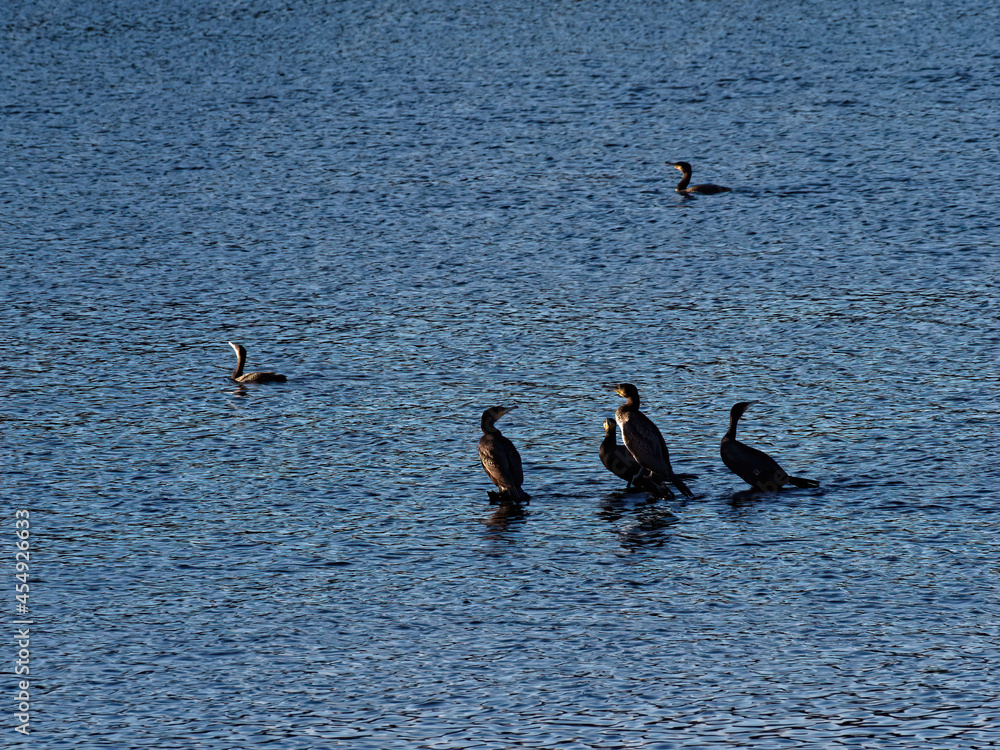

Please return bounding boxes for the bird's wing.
[722,440,784,485]
[479,435,521,490]
[600,440,639,481]
[501,436,524,486]
[622,412,673,475]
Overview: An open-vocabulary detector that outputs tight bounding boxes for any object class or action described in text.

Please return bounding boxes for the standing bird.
[478,406,530,503]
[600,417,643,490]
[227,342,287,384]
[668,161,731,195]
[600,417,675,498]
[608,384,694,498]
[721,401,819,492]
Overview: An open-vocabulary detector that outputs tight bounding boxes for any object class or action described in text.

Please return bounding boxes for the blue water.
[3,0,999,747]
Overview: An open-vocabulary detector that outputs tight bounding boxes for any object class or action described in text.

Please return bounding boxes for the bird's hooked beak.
[604,383,624,396]
[498,405,517,419]
[669,162,683,171]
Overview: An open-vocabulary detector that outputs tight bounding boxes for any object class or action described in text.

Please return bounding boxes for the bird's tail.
[788,476,819,488]
[669,474,695,498]
[637,475,676,499]
[503,486,531,503]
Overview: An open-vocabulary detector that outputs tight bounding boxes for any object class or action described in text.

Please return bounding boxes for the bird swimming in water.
[227,342,287,384]
[668,161,731,195]
[478,405,529,503]
[608,383,694,498]
[600,417,675,498]
[721,401,819,492]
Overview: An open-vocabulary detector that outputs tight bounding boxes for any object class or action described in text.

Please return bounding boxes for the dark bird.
[600,417,676,498]
[668,161,731,195]
[609,384,694,498]
[600,417,642,489]
[478,405,530,503]
[721,401,819,492]
[227,342,287,384]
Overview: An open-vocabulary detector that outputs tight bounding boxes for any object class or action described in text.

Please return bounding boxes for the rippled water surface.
[4,0,999,747]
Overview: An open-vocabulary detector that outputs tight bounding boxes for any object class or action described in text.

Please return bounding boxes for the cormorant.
[227,342,287,384]
[478,406,530,503]
[721,401,819,492]
[608,384,694,498]
[600,417,642,489]
[668,161,731,195]
[600,417,676,498]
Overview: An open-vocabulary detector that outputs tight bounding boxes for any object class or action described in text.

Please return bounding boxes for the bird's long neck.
[724,410,741,441]
[675,168,692,192]
[482,416,501,435]
[232,349,246,379]
[621,393,640,412]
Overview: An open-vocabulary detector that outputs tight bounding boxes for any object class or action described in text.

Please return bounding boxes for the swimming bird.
[668,161,731,195]
[478,406,529,503]
[600,417,676,498]
[608,383,694,498]
[721,401,819,492]
[227,342,287,384]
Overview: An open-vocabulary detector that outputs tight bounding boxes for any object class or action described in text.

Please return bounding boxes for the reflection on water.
[598,492,682,550]
[482,497,529,534]
[728,485,824,508]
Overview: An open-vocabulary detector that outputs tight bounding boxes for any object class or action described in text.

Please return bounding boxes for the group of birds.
[226,342,817,504]
[479,383,818,504]
[480,160,737,501]
[228,163,751,503]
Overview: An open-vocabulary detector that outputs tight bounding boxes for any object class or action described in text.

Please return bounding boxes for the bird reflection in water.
[482,497,528,534]
[598,493,680,550]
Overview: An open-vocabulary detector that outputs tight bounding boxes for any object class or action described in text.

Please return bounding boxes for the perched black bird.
[668,161,731,195]
[478,406,529,503]
[227,342,287,384]
[600,417,676,498]
[721,401,819,492]
[600,417,643,489]
[608,383,694,498]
